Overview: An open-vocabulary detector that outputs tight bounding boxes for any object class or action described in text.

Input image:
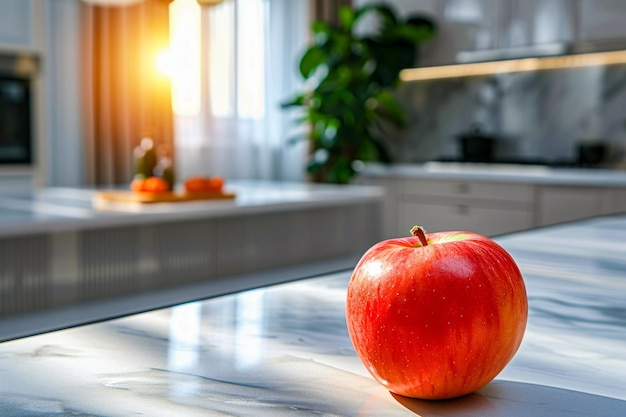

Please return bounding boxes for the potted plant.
[282,3,436,184]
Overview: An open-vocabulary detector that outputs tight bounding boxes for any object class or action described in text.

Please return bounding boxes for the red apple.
[346,226,527,400]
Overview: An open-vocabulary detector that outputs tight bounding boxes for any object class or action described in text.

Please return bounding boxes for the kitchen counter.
[360,162,626,186]
[0,214,624,415]
[0,180,384,317]
[0,180,383,238]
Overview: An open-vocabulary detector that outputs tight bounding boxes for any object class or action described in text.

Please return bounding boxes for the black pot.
[577,142,608,167]
[457,131,496,163]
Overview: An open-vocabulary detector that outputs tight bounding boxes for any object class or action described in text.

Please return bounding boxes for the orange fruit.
[206,176,224,191]
[184,176,209,193]
[130,177,146,192]
[142,176,170,192]
[184,175,224,193]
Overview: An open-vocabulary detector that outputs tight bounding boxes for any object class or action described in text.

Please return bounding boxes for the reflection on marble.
[0,215,625,415]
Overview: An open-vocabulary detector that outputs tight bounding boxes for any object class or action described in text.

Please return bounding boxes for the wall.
[385,64,626,165]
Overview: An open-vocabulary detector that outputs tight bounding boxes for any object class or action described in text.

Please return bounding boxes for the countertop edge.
[357,163,626,187]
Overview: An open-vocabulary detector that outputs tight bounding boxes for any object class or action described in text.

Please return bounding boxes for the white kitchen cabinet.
[577,0,626,43]
[536,186,618,226]
[380,0,578,66]
[452,0,577,58]
[356,166,626,238]
[398,200,533,237]
[614,190,626,214]
[355,0,509,65]
[397,178,535,237]
[360,0,626,67]
[511,0,575,46]
[356,168,626,238]
[420,0,509,65]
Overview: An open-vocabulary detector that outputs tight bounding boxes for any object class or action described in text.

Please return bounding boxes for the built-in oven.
[0,53,38,165]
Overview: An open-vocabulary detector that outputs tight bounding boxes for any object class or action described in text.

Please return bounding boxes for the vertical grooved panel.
[154,219,215,285]
[0,235,50,315]
[78,227,140,300]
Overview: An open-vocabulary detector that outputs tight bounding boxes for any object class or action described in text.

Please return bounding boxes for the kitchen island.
[0,214,624,415]
[0,180,383,317]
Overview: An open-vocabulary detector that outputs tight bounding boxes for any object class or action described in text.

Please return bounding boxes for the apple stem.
[410,225,428,246]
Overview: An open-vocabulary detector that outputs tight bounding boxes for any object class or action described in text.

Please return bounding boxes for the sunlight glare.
[168,0,201,116]
[156,49,173,77]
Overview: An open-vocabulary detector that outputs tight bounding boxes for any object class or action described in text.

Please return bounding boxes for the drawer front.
[615,190,626,213]
[400,178,535,203]
[398,201,533,237]
[537,186,615,226]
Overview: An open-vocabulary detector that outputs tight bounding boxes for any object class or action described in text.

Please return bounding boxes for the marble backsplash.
[384,63,626,167]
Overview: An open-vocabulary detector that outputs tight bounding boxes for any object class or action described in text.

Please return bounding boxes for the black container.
[457,128,497,162]
[577,142,608,167]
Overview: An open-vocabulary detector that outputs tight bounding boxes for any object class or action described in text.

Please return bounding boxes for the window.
[173,0,308,181]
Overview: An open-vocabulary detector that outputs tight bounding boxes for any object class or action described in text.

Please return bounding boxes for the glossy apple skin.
[346,230,528,400]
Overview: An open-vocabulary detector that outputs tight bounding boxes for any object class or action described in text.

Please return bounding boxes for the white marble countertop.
[0,180,383,237]
[360,162,626,186]
[0,214,624,415]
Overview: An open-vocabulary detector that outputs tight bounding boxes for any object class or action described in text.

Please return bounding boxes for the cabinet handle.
[456,204,469,215]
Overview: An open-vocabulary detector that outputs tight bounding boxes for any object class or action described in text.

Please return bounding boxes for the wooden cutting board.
[94,189,236,204]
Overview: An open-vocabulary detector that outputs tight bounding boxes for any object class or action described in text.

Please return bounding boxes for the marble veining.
[0,215,626,415]
[385,64,626,166]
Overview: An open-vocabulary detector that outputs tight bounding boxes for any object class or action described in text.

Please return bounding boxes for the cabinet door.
[401,178,534,202]
[578,0,626,42]
[398,201,532,237]
[511,0,574,46]
[363,0,509,65]
[537,186,615,226]
[606,188,626,215]
[432,0,509,65]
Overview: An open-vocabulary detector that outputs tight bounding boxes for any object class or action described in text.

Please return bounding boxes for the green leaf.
[354,139,377,161]
[312,20,332,45]
[338,6,355,31]
[280,94,305,109]
[299,46,327,79]
[367,39,416,86]
[396,22,436,43]
[374,90,406,127]
[406,15,437,36]
[312,20,331,36]
[328,156,354,184]
[371,138,392,163]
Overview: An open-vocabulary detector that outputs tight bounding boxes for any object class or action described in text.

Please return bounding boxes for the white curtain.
[174,0,309,182]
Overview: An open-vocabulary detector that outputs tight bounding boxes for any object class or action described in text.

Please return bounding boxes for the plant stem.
[410,225,428,246]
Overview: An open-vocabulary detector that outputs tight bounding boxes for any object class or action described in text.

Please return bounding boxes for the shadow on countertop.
[392,380,626,417]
